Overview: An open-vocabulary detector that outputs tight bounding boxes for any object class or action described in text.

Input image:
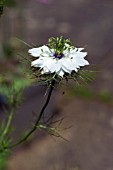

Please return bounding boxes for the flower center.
[53,52,64,59]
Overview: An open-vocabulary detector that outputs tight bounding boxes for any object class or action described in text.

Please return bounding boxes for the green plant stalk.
[0,109,13,145]
[6,79,56,149]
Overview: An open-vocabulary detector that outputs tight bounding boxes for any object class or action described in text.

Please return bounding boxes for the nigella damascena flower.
[28,37,89,77]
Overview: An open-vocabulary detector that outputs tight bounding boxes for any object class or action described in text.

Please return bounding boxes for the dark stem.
[6,79,55,149]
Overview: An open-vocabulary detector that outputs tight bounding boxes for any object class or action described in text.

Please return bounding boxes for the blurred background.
[1,0,113,170]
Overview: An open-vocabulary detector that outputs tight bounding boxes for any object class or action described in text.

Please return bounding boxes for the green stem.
[7,79,55,149]
[0,109,13,144]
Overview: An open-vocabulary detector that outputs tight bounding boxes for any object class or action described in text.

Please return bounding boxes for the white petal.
[83,59,89,65]
[69,52,88,63]
[41,67,50,74]
[61,58,75,72]
[31,59,39,67]
[54,61,62,72]
[62,66,72,74]
[46,59,62,73]
[77,48,84,52]
[49,63,58,73]
[41,50,54,57]
[57,69,65,77]
[42,58,55,73]
[31,58,44,67]
[70,50,87,58]
[78,52,88,58]
[75,57,89,66]
[28,45,50,57]
[63,50,70,57]
[69,60,80,71]
[62,62,72,73]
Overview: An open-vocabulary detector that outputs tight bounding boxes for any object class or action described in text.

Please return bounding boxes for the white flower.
[28,44,89,77]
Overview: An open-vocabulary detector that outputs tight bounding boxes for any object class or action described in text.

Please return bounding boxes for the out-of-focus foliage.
[0,74,32,108]
[2,43,14,58]
[69,84,113,105]
[0,0,4,16]
[5,0,16,7]
[0,148,9,170]
[0,0,16,16]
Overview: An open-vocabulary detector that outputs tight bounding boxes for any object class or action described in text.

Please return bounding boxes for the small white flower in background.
[28,37,89,77]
